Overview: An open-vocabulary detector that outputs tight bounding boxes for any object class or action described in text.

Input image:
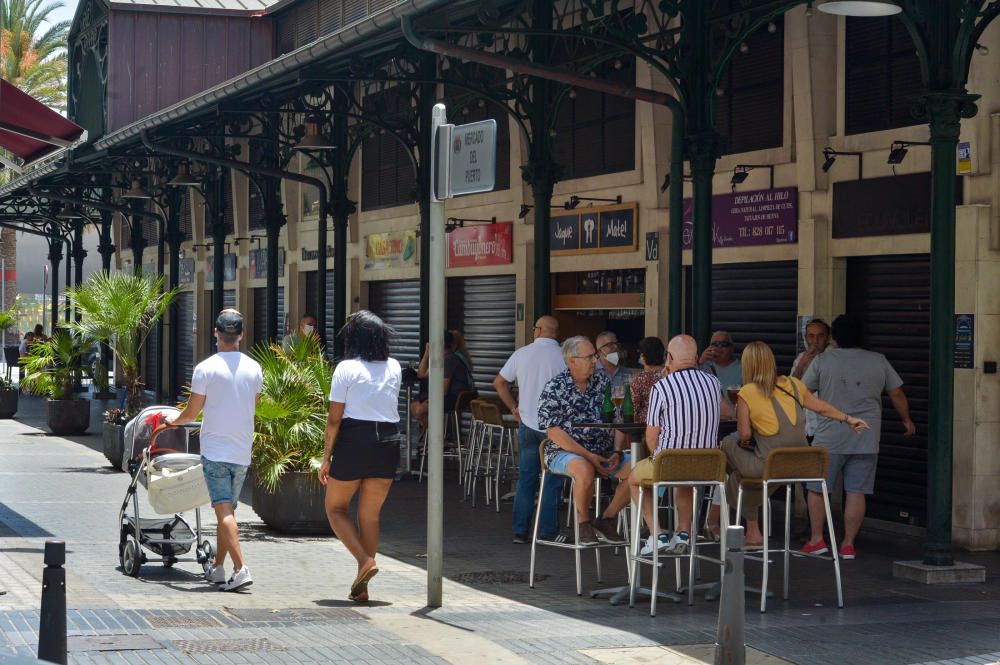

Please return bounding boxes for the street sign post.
[426,107,497,609]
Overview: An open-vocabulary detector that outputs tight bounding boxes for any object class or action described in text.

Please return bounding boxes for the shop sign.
[204,253,238,281]
[364,230,418,269]
[954,314,974,369]
[957,142,972,175]
[448,222,512,268]
[249,247,285,279]
[831,172,950,238]
[301,245,335,262]
[682,187,797,249]
[178,258,195,284]
[645,232,659,261]
[550,203,638,255]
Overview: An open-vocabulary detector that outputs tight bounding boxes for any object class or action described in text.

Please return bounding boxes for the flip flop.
[349,564,379,600]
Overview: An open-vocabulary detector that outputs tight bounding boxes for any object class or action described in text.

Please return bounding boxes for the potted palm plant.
[252,333,333,534]
[0,299,20,418]
[67,272,178,417]
[20,329,93,434]
[102,407,129,469]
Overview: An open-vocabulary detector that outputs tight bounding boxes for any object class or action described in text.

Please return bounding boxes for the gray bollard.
[37,540,67,665]
[714,526,745,665]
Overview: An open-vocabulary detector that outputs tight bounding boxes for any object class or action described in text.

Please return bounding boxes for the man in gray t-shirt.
[800,315,915,560]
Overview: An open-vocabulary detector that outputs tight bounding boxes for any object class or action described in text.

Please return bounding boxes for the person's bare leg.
[567,459,595,523]
[629,478,657,533]
[842,492,866,548]
[602,466,632,519]
[357,478,393,565]
[674,487,694,535]
[745,518,764,545]
[806,490,827,544]
[325,479,371,569]
[412,401,428,430]
[213,503,243,570]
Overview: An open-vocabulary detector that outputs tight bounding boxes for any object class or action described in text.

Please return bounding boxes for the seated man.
[630,335,724,555]
[537,336,632,546]
[411,330,474,430]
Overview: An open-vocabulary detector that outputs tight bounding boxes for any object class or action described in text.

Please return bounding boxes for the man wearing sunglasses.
[698,330,742,411]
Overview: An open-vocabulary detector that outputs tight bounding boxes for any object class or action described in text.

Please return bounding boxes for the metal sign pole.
[426,102,448,608]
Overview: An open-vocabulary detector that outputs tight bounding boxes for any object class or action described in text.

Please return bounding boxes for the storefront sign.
[954,313,974,369]
[645,232,659,261]
[364,230,418,269]
[682,187,797,249]
[204,253,238,282]
[831,172,957,238]
[550,203,638,256]
[301,245,335,262]
[178,258,195,284]
[249,248,285,279]
[957,142,972,175]
[447,119,497,197]
[448,222,512,268]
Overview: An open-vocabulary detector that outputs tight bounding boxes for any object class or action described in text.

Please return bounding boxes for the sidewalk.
[2,394,999,664]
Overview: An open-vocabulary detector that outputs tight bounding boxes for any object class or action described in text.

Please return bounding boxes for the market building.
[0,0,996,561]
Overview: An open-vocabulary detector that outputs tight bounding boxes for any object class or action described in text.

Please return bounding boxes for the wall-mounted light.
[445,216,496,233]
[233,236,264,248]
[887,140,930,165]
[661,173,692,192]
[822,148,864,179]
[730,164,774,190]
[563,195,622,210]
[518,204,533,219]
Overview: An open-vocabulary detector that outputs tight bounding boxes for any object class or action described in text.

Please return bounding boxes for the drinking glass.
[611,385,625,422]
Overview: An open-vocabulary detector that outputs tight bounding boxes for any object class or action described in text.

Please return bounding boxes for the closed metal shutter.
[846,254,929,526]
[368,280,421,364]
[303,270,336,351]
[142,324,159,395]
[252,286,285,349]
[174,291,195,396]
[447,276,515,399]
[224,289,235,310]
[684,261,798,374]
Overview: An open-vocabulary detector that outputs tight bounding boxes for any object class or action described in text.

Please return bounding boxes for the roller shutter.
[684,261,798,373]
[846,254,929,526]
[252,286,285,349]
[447,276,515,399]
[369,279,421,420]
[142,323,159,395]
[303,269,336,351]
[174,291,195,396]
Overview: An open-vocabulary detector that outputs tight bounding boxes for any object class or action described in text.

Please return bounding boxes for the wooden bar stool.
[736,446,844,613]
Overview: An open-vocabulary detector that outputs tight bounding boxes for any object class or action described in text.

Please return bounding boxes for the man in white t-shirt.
[494,315,566,543]
[168,309,263,591]
[790,318,831,440]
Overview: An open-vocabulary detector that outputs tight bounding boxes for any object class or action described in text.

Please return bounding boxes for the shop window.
[552,55,636,179]
[444,65,510,191]
[845,16,922,135]
[714,16,784,155]
[361,86,417,212]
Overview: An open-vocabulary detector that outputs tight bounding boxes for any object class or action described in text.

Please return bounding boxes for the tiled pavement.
[1,395,999,664]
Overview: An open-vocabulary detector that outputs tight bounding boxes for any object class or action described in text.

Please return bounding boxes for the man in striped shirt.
[629,335,729,555]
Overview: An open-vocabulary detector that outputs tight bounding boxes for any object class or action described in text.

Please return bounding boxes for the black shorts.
[330,418,401,481]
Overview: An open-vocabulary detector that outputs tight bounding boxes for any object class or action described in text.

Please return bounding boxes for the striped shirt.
[646,368,721,453]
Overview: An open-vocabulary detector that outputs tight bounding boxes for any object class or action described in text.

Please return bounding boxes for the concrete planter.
[102,422,126,469]
[252,471,331,535]
[0,388,17,418]
[47,399,90,435]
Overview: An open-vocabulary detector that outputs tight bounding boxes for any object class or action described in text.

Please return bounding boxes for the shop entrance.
[553,268,646,364]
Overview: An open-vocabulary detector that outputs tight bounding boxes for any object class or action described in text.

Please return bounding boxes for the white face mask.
[302,324,315,336]
[604,351,620,367]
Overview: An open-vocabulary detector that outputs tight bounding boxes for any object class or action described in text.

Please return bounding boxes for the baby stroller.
[117,406,214,578]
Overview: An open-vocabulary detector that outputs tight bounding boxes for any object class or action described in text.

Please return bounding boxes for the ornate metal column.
[128,199,147,276]
[209,165,227,347]
[97,208,115,274]
[163,187,183,400]
[46,236,61,332]
[64,237,72,322]
[418,54,436,351]
[72,219,86,321]
[329,87,353,357]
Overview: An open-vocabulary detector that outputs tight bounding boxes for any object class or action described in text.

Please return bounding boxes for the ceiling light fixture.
[817,0,901,16]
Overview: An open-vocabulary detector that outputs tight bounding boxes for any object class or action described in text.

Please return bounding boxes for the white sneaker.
[664,531,690,555]
[221,566,252,591]
[206,564,226,585]
[639,532,671,556]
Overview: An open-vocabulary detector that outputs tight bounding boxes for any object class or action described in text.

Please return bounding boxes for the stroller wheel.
[122,535,142,577]
[198,540,215,574]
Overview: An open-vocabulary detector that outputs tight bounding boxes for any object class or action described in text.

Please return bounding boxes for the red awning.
[0,79,86,170]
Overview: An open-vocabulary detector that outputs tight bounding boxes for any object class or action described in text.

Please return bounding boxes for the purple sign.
[682,187,798,249]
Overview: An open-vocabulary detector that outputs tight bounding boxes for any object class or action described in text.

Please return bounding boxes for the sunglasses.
[710,341,733,348]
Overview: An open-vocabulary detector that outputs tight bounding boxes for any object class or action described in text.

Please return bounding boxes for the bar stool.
[468,401,507,507]
[736,446,843,613]
[493,416,519,513]
[529,441,617,596]
[629,449,729,615]
[419,390,477,484]
[462,400,487,497]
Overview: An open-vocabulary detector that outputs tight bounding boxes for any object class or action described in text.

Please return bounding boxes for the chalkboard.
[832,173,961,239]
[600,207,635,249]
[550,213,580,252]
[550,203,638,255]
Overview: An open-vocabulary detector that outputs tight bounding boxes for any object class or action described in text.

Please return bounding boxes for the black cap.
[215,310,244,334]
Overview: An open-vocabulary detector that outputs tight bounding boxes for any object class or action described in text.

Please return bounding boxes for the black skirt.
[330,418,401,481]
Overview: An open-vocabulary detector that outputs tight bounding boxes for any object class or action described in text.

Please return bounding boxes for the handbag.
[145,450,211,515]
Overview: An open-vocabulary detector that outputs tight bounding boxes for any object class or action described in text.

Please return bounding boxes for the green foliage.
[0,0,70,110]
[0,296,19,333]
[20,328,88,400]
[67,272,179,416]
[252,334,333,494]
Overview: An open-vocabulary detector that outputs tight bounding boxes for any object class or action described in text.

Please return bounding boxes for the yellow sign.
[957,141,972,175]
[365,230,418,269]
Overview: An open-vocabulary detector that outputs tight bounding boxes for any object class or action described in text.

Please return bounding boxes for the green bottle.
[601,385,615,423]
[622,384,634,423]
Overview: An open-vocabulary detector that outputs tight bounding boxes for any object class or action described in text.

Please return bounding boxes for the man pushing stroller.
[167,309,262,592]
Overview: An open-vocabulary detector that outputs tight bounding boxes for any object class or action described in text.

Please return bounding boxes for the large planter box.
[102,422,126,469]
[252,471,331,535]
[47,399,90,435]
[0,388,17,418]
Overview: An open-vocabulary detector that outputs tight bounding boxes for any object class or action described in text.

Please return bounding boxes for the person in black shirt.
[411,330,475,429]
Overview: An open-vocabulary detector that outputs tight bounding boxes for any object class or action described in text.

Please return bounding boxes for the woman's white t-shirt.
[329,357,402,423]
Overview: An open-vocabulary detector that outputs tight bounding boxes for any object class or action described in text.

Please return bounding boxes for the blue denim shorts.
[201,457,249,508]
[548,450,630,477]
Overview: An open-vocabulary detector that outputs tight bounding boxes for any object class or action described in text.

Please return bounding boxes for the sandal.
[702,523,721,543]
[349,563,379,601]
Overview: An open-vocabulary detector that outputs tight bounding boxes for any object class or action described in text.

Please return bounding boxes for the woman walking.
[319,311,402,602]
[721,341,868,548]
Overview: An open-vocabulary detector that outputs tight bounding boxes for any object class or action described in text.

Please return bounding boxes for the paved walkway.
[1,395,999,664]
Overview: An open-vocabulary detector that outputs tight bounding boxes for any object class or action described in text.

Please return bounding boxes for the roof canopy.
[0,80,87,171]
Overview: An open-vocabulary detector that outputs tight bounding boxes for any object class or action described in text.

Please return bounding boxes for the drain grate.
[226,607,366,623]
[68,635,163,652]
[145,615,225,629]
[173,638,284,654]
[453,571,548,585]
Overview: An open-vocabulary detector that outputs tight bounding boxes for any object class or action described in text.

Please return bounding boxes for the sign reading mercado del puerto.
[448,222,513,268]
[682,187,798,249]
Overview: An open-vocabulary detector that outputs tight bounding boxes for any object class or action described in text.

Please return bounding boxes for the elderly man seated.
[537,335,632,546]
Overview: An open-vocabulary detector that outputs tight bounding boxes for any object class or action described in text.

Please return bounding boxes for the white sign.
[446,119,497,197]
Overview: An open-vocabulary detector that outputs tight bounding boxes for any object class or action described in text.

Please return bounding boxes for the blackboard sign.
[551,203,638,255]
[955,313,974,369]
[178,258,195,284]
[831,173,961,238]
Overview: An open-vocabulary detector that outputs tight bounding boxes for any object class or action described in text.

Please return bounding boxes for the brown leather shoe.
[577,521,599,546]
[593,516,627,545]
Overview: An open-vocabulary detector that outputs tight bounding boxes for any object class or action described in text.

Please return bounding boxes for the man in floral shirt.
[537,336,632,546]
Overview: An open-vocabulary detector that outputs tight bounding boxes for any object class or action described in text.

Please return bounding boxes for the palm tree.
[0,0,70,110]
[67,273,179,415]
